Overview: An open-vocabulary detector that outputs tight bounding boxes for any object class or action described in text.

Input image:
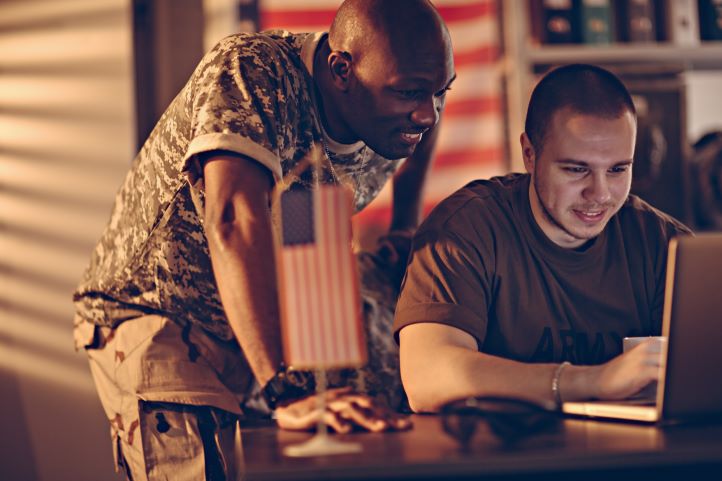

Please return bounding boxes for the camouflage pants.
[86,314,250,481]
[83,231,410,480]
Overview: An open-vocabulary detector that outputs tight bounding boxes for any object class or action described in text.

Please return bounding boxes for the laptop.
[562,233,722,423]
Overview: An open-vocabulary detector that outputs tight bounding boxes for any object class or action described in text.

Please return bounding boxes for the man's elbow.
[206,217,243,255]
[205,202,270,254]
[204,185,273,251]
[399,323,480,413]
[400,357,446,413]
[405,389,440,414]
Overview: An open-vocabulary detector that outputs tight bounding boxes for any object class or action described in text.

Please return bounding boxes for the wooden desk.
[237,415,722,480]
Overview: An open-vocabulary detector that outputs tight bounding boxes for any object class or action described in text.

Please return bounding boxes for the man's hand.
[585,339,664,400]
[274,387,412,433]
[390,121,440,232]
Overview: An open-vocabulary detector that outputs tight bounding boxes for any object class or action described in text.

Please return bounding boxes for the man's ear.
[328,50,352,91]
[520,132,536,174]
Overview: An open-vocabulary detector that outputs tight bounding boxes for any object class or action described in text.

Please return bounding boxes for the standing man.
[395,64,691,413]
[73,0,455,479]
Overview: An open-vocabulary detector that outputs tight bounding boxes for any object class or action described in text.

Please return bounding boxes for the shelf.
[501,4,722,172]
[525,42,722,70]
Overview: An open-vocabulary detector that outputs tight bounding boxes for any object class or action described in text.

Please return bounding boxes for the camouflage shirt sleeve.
[183,33,312,183]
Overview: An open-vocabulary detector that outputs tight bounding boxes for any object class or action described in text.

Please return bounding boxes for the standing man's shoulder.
[184,30,324,184]
[619,194,694,240]
[191,30,316,87]
[205,30,312,59]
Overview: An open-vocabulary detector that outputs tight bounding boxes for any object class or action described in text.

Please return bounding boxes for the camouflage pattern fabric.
[86,315,242,480]
[83,233,410,480]
[73,30,402,342]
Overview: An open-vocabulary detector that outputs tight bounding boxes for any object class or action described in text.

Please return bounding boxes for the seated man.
[394,64,692,413]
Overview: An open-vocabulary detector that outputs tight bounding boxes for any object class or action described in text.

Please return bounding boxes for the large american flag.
[258,0,505,241]
[276,184,367,368]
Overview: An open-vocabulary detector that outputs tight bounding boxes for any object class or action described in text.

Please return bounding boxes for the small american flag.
[276,184,366,369]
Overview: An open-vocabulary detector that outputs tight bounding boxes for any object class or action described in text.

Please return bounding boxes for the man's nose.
[584,173,612,204]
[410,96,440,129]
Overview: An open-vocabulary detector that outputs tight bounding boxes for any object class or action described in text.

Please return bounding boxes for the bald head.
[329,0,451,63]
[317,0,455,160]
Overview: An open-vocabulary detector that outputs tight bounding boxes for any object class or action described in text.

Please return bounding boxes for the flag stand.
[232,419,246,480]
[283,370,362,457]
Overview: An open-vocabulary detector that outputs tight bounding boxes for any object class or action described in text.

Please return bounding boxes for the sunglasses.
[440,396,562,449]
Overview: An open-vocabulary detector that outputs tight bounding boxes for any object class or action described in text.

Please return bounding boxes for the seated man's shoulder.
[417,173,527,237]
[619,194,693,238]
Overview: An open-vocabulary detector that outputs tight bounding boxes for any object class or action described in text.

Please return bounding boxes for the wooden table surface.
[236,414,722,480]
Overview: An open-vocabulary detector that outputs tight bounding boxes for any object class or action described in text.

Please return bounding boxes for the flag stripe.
[297,245,312,363]
[444,96,502,118]
[345,210,365,363]
[343,191,363,362]
[305,240,323,363]
[318,189,342,362]
[259,1,496,29]
[296,246,311,362]
[437,1,496,22]
[437,114,504,152]
[281,241,300,361]
[329,188,354,358]
[304,246,315,363]
[335,190,352,361]
[278,225,293,363]
[332,188,354,361]
[317,187,338,363]
[448,13,499,51]
[345,186,364,363]
[449,65,502,100]
[287,245,300,362]
[336,189,356,361]
[453,45,500,67]
[434,146,505,168]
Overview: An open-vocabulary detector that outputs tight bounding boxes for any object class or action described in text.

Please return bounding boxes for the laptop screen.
[659,233,722,420]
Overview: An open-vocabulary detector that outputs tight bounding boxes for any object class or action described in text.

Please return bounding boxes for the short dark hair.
[525,64,636,153]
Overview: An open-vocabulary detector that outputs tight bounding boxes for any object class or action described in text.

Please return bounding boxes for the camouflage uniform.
[73,31,407,480]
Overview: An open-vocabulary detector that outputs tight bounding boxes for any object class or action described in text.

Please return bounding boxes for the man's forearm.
[207,211,281,386]
[399,323,604,412]
[402,343,562,412]
[390,123,440,231]
[202,153,283,388]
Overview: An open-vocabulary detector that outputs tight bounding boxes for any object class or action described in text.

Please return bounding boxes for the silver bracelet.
[552,361,571,408]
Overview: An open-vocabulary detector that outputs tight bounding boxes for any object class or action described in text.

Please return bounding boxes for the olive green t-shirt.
[394,174,692,365]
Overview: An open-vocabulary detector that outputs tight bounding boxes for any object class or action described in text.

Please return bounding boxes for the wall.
[0,0,134,479]
[686,71,722,142]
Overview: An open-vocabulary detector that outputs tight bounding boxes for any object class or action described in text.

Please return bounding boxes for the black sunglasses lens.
[442,408,480,446]
[441,398,560,447]
[491,411,561,444]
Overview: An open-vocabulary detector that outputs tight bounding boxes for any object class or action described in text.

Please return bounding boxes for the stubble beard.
[533,174,598,244]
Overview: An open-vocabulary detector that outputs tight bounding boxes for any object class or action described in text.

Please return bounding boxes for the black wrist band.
[260,363,315,410]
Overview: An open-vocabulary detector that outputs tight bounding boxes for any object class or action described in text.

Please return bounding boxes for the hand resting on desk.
[275,387,412,433]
